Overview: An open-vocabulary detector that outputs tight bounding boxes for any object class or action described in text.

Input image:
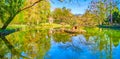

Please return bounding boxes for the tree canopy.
[88,0,120,25]
[0,0,42,29]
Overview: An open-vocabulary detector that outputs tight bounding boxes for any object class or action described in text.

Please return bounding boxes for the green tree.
[24,0,51,25]
[0,0,42,30]
[89,0,120,25]
[81,10,98,26]
[37,0,51,23]
[89,0,108,25]
[112,7,120,24]
[52,7,74,25]
[0,0,86,29]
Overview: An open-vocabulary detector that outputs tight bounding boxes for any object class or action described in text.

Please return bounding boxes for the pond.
[0,27,120,59]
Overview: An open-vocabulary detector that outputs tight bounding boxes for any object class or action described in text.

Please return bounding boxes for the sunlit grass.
[5,23,70,31]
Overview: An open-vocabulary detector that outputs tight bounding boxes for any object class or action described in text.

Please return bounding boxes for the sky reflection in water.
[44,35,120,59]
[1,29,120,59]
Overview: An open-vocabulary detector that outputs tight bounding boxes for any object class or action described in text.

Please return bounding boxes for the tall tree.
[89,0,108,25]
[109,0,120,24]
[0,0,42,30]
[112,7,120,24]
[88,0,120,25]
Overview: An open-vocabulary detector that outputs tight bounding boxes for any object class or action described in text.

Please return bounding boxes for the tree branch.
[17,0,41,13]
[1,0,42,30]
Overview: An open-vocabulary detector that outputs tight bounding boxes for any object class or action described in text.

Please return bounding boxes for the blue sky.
[50,0,92,14]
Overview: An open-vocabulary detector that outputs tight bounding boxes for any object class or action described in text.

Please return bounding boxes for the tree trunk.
[1,16,15,30]
[110,13,113,25]
[110,0,113,25]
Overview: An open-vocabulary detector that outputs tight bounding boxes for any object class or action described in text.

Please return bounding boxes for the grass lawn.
[4,23,70,30]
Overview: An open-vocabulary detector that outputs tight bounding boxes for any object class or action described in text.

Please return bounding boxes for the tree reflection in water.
[0,28,120,59]
[44,34,120,59]
[0,29,27,59]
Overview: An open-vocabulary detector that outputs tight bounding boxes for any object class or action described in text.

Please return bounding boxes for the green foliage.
[20,0,51,25]
[52,7,76,25]
[0,0,25,29]
[38,0,51,23]
[80,10,98,26]
[89,0,120,25]
[7,0,51,25]
[89,0,108,25]
[0,0,24,23]
[112,7,120,24]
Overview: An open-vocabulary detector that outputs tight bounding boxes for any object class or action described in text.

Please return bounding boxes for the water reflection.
[0,28,120,59]
[44,35,96,59]
[44,34,120,59]
[0,29,26,59]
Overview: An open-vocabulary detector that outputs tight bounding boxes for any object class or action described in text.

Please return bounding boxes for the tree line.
[52,0,120,26]
[0,0,120,30]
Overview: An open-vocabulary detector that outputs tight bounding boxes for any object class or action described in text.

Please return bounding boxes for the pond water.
[0,28,120,59]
